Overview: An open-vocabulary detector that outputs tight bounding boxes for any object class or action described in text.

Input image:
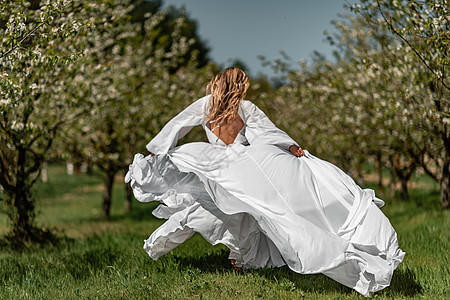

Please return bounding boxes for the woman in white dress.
[125,67,405,297]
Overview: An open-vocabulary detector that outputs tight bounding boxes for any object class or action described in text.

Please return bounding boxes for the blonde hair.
[206,67,250,124]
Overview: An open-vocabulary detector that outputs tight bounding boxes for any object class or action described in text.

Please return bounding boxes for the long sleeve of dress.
[146,95,210,154]
[242,100,299,150]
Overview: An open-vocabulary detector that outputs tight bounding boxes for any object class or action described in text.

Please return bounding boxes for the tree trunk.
[353,157,364,187]
[391,154,413,201]
[74,162,81,175]
[388,167,397,199]
[125,183,132,213]
[400,177,409,201]
[4,147,37,241]
[441,157,450,209]
[101,170,116,218]
[375,153,384,194]
[5,185,36,241]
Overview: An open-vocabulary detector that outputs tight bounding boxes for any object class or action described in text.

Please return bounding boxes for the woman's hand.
[289,145,304,157]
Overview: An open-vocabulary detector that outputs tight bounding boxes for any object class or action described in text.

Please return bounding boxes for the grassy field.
[0,164,448,299]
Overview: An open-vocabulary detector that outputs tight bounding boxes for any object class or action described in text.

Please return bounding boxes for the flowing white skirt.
[125,142,405,297]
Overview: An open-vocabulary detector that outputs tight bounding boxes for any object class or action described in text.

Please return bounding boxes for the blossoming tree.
[58,3,215,217]
[0,0,94,241]
[270,0,448,207]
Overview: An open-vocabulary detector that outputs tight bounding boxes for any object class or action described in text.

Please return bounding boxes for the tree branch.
[375,0,449,91]
[29,164,43,187]
[0,22,44,58]
[24,124,58,177]
[416,152,439,181]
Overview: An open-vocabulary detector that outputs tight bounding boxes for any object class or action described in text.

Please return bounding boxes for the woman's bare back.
[210,116,244,145]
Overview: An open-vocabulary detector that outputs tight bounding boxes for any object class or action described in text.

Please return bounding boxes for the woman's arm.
[243,100,304,156]
[146,95,210,155]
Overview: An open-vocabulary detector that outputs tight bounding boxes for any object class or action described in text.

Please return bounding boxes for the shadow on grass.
[173,249,232,273]
[173,249,351,294]
[0,226,74,252]
[173,249,423,297]
[381,267,423,297]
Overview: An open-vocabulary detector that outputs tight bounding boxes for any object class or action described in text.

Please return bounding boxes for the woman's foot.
[230,259,242,271]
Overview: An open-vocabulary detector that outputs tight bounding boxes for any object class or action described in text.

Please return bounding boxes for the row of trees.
[265,0,448,207]
[0,0,447,244]
[0,0,216,242]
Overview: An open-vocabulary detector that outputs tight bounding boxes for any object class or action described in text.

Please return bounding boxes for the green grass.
[0,165,448,299]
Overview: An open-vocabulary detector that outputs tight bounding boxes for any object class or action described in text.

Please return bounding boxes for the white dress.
[125,95,405,297]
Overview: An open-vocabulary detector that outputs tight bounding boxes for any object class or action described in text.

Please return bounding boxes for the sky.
[162,0,350,77]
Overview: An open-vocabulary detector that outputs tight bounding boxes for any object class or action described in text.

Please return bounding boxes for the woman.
[125,67,404,297]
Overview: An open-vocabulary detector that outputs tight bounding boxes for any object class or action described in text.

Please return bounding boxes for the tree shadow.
[0,226,73,252]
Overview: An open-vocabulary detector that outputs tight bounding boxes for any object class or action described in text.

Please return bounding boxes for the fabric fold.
[126,145,404,297]
[126,96,404,297]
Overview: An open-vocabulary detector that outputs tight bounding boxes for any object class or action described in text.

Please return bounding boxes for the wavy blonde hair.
[205,67,250,125]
